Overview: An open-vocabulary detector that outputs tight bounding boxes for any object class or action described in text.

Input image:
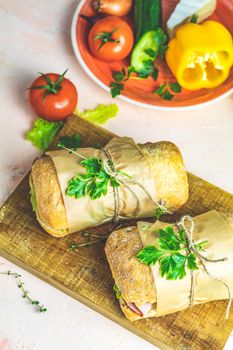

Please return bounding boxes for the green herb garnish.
[26,118,63,151]
[110,82,124,98]
[93,143,101,149]
[170,82,182,93]
[153,82,182,101]
[69,225,122,250]
[154,84,173,100]
[113,68,127,82]
[57,134,81,148]
[0,270,47,312]
[69,231,108,250]
[153,28,168,58]
[109,29,169,97]
[190,14,198,23]
[144,48,157,58]
[66,157,120,200]
[110,66,135,98]
[137,29,167,80]
[138,60,158,80]
[155,207,166,220]
[137,226,207,280]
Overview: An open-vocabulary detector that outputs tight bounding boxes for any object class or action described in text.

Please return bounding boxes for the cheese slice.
[167,0,217,38]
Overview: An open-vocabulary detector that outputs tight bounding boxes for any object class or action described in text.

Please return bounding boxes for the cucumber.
[131,31,158,72]
[134,0,162,43]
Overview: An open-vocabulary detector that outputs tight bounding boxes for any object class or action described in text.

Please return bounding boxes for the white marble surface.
[0,0,233,349]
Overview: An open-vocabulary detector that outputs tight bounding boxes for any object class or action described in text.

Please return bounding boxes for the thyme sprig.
[69,232,108,250]
[69,225,122,250]
[57,143,86,159]
[0,270,47,312]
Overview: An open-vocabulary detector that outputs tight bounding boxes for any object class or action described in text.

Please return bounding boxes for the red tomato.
[88,16,134,62]
[29,71,78,121]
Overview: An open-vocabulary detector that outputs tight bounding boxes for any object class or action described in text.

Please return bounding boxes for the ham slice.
[125,300,152,317]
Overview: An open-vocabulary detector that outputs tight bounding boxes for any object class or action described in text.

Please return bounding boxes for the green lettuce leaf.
[78,103,119,125]
[26,118,64,151]
[29,185,37,212]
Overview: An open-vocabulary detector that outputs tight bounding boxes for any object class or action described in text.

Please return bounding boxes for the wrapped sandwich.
[105,210,233,321]
[30,137,188,237]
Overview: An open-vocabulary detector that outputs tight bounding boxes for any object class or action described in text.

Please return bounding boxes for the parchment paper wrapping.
[138,210,233,317]
[46,137,157,233]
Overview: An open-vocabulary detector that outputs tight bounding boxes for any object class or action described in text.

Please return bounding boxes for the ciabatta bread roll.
[105,226,156,321]
[30,139,188,237]
[105,211,233,321]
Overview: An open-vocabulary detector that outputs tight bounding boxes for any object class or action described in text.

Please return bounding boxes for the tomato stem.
[28,69,68,102]
[95,26,121,51]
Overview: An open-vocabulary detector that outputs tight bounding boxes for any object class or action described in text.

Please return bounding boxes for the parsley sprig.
[152,28,168,59]
[110,66,135,98]
[57,136,125,201]
[57,134,81,148]
[109,29,168,98]
[137,29,167,80]
[137,59,159,80]
[153,82,182,101]
[155,207,166,220]
[190,14,198,23]
[66,157,120,200]
[137,226,208,280]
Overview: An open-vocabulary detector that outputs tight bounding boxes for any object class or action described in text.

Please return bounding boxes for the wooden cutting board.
[1,115,233,350]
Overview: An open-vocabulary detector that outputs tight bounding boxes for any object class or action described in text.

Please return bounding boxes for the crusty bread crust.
[30,141,188,236]
[105,227,156,305]
[139,141,189,212]
[30,157,68,237]
[106,212,233,321]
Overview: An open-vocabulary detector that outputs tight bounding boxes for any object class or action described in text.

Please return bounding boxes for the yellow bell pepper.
[166,21,233,90]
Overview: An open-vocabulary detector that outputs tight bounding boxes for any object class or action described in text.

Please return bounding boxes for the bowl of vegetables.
[71,0,233,111]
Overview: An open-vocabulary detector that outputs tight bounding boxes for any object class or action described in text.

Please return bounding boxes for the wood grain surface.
[1,115,233,350]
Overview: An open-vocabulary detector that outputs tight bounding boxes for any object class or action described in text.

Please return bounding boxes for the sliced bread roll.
[30,140,188,237]
[105,212,233,321]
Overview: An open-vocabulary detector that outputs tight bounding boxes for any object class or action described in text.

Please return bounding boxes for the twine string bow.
[177,215,232,320]
[102,148,170,222]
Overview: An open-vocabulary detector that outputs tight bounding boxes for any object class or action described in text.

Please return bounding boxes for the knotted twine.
[102,147,170,223]
[177,215,232,320]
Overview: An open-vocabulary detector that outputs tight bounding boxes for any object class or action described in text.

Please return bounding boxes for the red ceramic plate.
[71,0,233,111]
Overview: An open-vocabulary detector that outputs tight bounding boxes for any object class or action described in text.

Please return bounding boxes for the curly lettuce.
[26,118,63,151]
[78,103,119,125]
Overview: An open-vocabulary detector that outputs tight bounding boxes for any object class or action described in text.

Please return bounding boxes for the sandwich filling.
[114,284,155,318]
